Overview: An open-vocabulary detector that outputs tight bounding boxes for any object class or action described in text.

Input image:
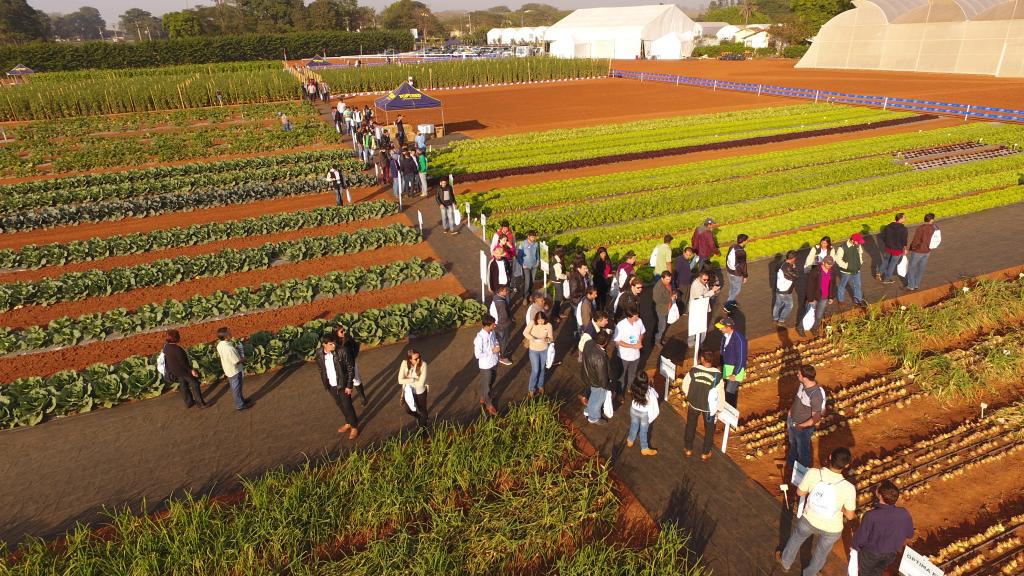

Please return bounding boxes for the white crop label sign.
[899,547,944,576]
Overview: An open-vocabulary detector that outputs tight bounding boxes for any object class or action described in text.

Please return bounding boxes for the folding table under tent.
[373,82,446,133]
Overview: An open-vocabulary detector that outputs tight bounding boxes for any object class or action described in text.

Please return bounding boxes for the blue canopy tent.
[373,81,445,132]
[6,64,34,84]
[306,56,332,68]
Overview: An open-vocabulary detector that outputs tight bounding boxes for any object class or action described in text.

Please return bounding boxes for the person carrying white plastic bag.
[625,372,659,455]
[798,256,838,337]
[581,332,614,424]
[397,348,429,428]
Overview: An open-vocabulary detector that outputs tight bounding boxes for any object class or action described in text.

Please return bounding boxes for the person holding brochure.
[786,365,827,476]
[626,372,660,456]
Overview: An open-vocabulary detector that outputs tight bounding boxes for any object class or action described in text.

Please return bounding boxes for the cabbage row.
[0,295,486,429]
[0,200,397,270]
[0,224,422,310]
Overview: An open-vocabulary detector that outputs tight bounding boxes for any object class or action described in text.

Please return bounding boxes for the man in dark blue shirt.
[851,480,914,576]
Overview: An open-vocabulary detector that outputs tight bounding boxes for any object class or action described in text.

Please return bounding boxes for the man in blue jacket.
[716,316,747,408]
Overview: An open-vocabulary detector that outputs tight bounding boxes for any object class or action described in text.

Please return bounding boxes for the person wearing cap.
[906,213,937,291]
[834,233,866,306]
[724,233,749,313]
[773,250,800,327]
[691,218,720,269]
[717,317,747,408]
[800,256,838,337]
[878,213,908,284]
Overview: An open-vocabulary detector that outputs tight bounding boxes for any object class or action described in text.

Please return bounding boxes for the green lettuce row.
[0,177,371,233]
[0,200,397,270]
[0,149,361,197]
[431,104,906,175]
[516,155,907,237]
[0,295,487,429]
[554,153,1024,252]
[0,223,422,310]
[602,180,1024,266]
[0,159,368,212]
[467,121,1024,216]
[0,258,443,358]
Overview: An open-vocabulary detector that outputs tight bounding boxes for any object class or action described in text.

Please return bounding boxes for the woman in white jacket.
[803,236,836,272]
[626,372,660,456]
[398,348,428,428]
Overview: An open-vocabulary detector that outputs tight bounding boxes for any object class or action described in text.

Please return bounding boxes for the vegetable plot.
[0,295,486,429]
[0,401,707,575]
[932,510,1024,575]
[0,224,422,310]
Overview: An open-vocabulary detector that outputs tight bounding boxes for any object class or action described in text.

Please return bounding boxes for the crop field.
[683,275,1024,571]
[0,401,706,575]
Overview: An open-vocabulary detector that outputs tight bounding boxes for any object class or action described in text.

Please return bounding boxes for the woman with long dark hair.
[591,247,613,310]
[397,348,429,428]
[626,372,659,456]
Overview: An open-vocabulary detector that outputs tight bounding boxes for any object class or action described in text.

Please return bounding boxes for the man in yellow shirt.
[777,447,856,575]
[652,234,673,276]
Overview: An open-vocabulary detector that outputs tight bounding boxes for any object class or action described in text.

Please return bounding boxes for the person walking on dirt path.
[335,325,366,406]
[673,246,698,306]
[835,233,867,307]
[591,247,613,311]
[389,147,402,199]
[526,292,550,333]
[777,447,857,576]
[396,114,406,147]
[724,233,749,314]
[551,247,568,315]
[517,231,541,296]
[436,179,459,234]
[614,306,646,396]
[362,130,375,168]
[652,234,673,276]
[333,108,344,134]
[523,310,554,398]
[850,480,915,576]
[582,331,613,425]
[363,104,373,123]
[488,285,514,366]
[691,218,720,269]
[163,329,207,409]
[343,106,353,135]
[474,315,501,416]
[878,213,908,284]
[327,166,349,206]
[799,256,838,337]
[803,236,835,272]
[578,310,610,362]
[653,271,676,346]
[398,348,429,429]
[215,327,251,411]
[773,250,801,327]
[785,364,826,475]
[626,372,660,456]
[315,335,359,440]
[306,81,317,102]
[680,349,722,460]
[399,149,418,197]
[415,149,428,197]
[278,112,292,132]
[717,316,747,408]
[568,260,592,329]
[906,213,937,291]
[488,246,512,296]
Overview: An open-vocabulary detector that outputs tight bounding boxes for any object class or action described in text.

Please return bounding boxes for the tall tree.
[790,0,852,33]
[162,10,201,38]
[739,0,759,24]
[0,0,49,43]
[380,0,444,38]
[49,6,105,41]
[120,8,164,40]
[307,0,341,29]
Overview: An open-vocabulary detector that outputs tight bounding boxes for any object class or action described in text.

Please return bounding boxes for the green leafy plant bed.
[0,200,398,270]
[0,258,443,356]
[0,224,421,310]
[0,295,486,429]
[0,400,707,575]
[430,103,913,177]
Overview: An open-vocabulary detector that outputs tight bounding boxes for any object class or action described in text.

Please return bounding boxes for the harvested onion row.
[933,515,1024,576]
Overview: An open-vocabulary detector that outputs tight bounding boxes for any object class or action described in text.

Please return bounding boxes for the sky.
[34,0,706,28]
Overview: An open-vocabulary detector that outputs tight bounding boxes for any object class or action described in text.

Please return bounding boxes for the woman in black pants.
[397,348,428,428]
[163,329,206,409]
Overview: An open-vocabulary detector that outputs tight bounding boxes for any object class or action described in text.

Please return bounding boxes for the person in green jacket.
[361,130,374,167]
[415,149,429,197]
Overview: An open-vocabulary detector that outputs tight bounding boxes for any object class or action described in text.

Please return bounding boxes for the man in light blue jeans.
[581,333,612,424]
[215,327,252,411]
[518,231,541,296]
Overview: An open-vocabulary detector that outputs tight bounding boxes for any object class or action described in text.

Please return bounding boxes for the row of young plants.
[0,201,397,270]
[318,57,608,94]
[0,178,372,233]
[0,224,421,310]
[467,121,1024,217]
[0,400,706,575]
[0,107,335,177]
[932,508,1024,574]
[0,294,486,429]
[0,149,359,197]
[0,258,443,357]
[429,104,908,176]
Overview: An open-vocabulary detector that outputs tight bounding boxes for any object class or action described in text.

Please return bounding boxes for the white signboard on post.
[688,296,710,364]
[791,461,809,486]
[539,241,550,274]
[416,210,423,233]
[659,355,675,399]
[899,548,944,576]
[479,250,487,304]
[718,402,739,452]
[480,213,488,244]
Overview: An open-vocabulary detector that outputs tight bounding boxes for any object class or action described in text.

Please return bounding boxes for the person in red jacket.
[691,218,720,269]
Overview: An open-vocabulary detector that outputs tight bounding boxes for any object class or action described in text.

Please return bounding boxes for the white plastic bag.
[929,228,942,250]
[545,343,555,369]
[453,208,462,226]
[403,385,417,412]
[649,247,658,268]
[666,302,680,325]
[847,549,859,576]
[896,255,908,278]
[802,305,816,332]
[345,189,352,204]
[648,389,661,422]
[562,279,570,299]
[602,390,614,419]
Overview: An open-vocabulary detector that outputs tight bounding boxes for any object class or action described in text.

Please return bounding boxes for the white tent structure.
[486,28,506,44]
[544,5,700,60]
[798,0,1024,77]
